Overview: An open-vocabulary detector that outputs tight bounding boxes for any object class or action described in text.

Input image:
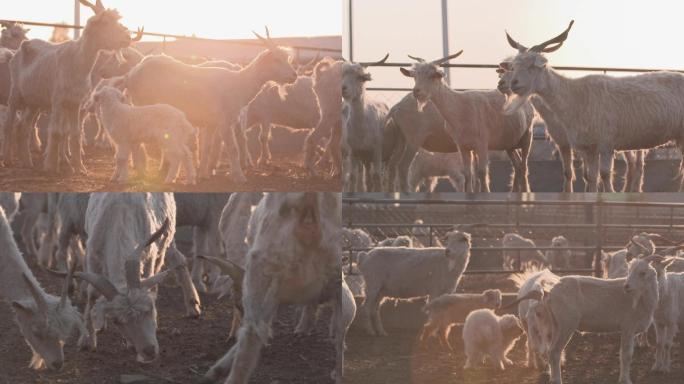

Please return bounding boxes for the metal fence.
[342,195,684,277]
[0,18,342,58]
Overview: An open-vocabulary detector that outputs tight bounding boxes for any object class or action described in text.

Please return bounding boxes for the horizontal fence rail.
[342,197,684,277]
[360,61,684,92]
[0,18,342,53]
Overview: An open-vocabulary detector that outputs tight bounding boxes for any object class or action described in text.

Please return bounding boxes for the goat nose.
[511,79,519,87]
[412,88,419,98]
[623,284,630,292]
[341,85,347,93]
[50,361,63,371]
[143,346,156,358]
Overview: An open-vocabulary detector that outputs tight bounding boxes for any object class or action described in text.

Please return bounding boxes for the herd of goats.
[0,0,341,185]
[342,225,684,384]
[0,191,342,384]
[343,20,684,193]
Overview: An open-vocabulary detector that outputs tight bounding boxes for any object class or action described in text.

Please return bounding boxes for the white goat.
[385,95,461,192]
[342,55,393,191]
[304,58,342,178]
[505,20,684,192]
[200,193,341,384]
[0,205,85,371]
[509,269,560,369]
[514,256,661,384]
[545,236,572,270]
[502,233,548,270]
[419,289,502,350]
[84,85,198,184]
[79,193,200,363]
[358,230,472,336]
[400,51,534,192]
[239,76,321,167]
[3,0,142,172]
[174,193,231,293]
[377,235,413,247]
[124,28,297,181]
[408,149,465,192]
[462,309,523,370]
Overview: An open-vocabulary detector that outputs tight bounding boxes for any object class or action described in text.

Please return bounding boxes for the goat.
[377,235,412,247]
[462,309,523,370]
[545,235,572,270]
[3,0,143,172]
[174,193,231,292]
[37,193,90,273]
[124,28,298,182]
[84,85,198,184]
[342,54,396,191]
[463,309,523,371]
[400,51,534,192]
[17,193,49,261]
[304,58,343,178]
[358,230,471,336]
[0,205,85,371]
[505,20,684,192]
[502,233,548,270]
[509,269,560,369]
[512,255,661,384]
[79,193,200,362]
[333,276,357,383]
[408,149,465,192]
[0,21,30,50]
[419,289,502,350]
[200,193,340,384]
[239,76,321,167]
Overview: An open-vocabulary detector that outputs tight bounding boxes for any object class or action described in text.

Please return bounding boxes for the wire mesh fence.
[342,195,684,277]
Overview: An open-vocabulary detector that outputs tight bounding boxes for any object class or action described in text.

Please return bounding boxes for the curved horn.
[499,289,543,311]
[630,237,651,255]
[505,30,528,52]
[140,269,173,289]
[131,27,144,42]
[197,255,244,282]
[431,50,464,65]
[79,0,105,14]
[645,233,678,245]
[530,20,575,53]
[22,274,48,318]
[74,272,119,300]
[407,54,425,63]
[253,26,275,48]
[125,218,170,262]
[359,53,389,68]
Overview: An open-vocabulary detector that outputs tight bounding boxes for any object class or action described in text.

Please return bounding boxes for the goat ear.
[534,56,548,68]
[361,73,372,82]
[499,62,511,71]
[399,67,414,77]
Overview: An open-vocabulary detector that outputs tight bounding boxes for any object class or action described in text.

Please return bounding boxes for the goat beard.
[415,97,428,113]
[503,90,532,116]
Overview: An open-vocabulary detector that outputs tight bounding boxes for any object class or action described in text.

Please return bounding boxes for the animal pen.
[343,194,684,278]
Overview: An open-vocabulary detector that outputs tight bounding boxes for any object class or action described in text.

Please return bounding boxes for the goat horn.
[197,255,245,282]
[630,238,650,255]
[530,20,574,53]
[22,274,48,318]
[407,54,425,63]
[74,272,119,301]
[125,218,170,263]
[78,0,105,14]
[645,233,678,245]
[140,269,173,289]
[431,50,464,65]
[499,289,543,311]
[505,30,528,52]
[655,241,684,256]
[359,53,389,68]
[131,27,144,42]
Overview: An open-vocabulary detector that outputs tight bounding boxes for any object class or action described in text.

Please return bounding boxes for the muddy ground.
[0,143,339,193]
[345,275,684,384]
[0,240,336,384]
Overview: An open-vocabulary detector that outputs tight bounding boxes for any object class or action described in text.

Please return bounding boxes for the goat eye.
[640,271,646,277]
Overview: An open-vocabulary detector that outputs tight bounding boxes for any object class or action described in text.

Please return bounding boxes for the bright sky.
[344,0,684,100]
[6,0,341,40]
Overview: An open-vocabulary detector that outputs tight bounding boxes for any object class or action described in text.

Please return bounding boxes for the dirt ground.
[345,275,684,384]
[0,243,336,384]
[0,145,339,193]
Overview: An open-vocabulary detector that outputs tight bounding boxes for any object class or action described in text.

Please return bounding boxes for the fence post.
[594,199,603,277]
